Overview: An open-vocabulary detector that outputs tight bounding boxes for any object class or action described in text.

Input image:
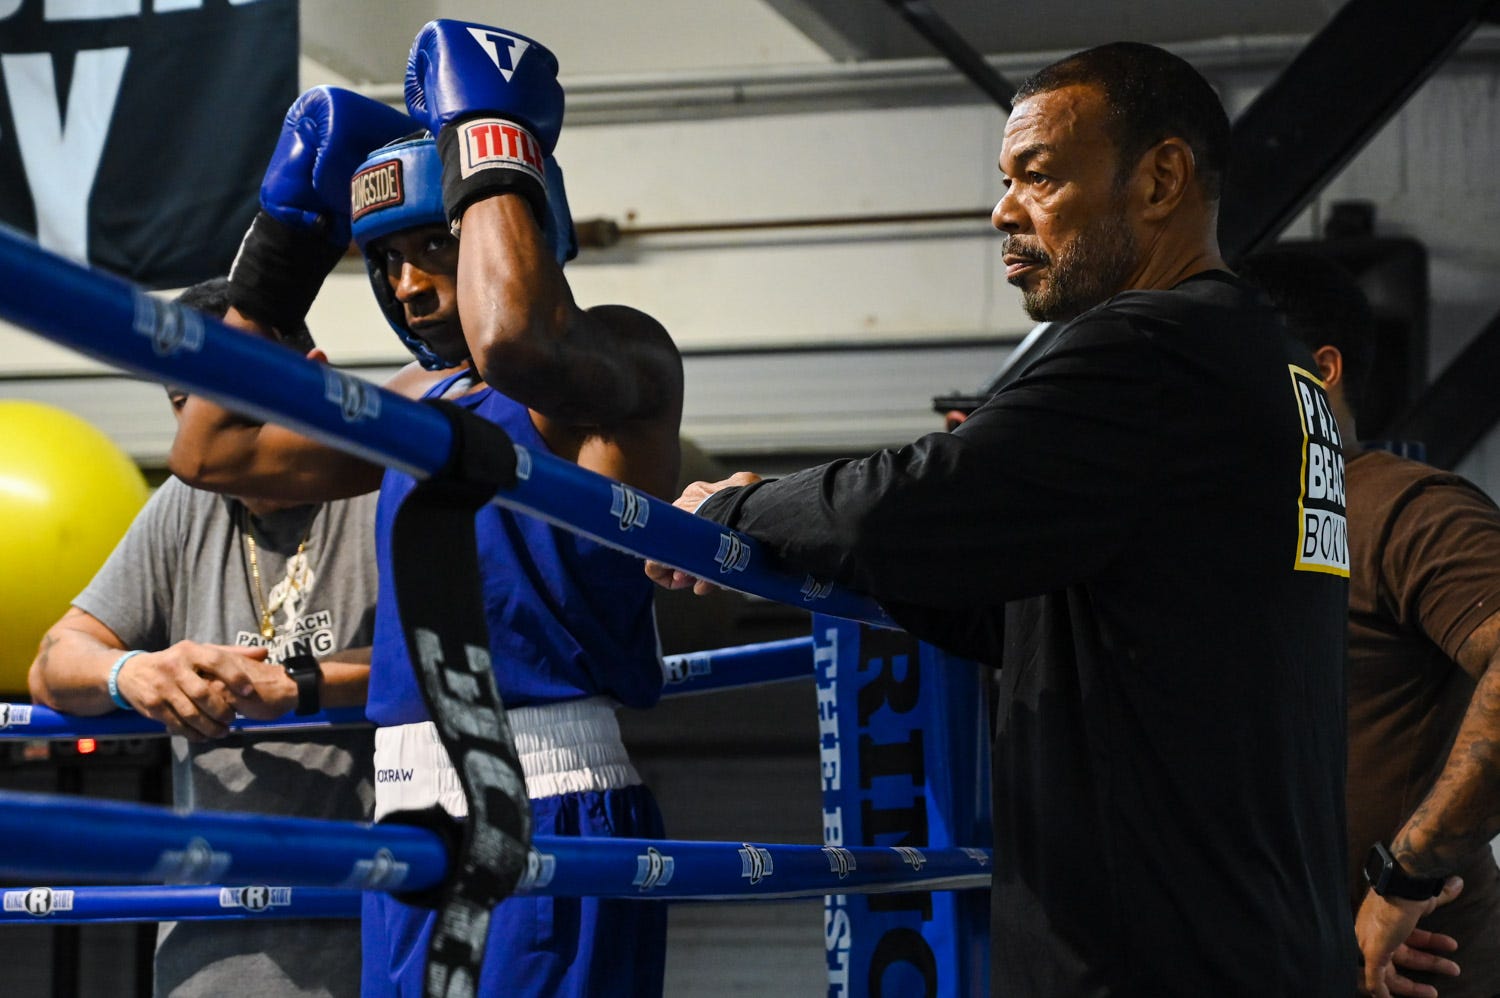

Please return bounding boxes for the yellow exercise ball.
[0,401,148,696]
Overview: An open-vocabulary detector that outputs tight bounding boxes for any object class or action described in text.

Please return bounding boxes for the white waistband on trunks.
[372,696,641,821]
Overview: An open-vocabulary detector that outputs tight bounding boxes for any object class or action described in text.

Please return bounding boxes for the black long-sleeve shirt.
[698,272,1357,996]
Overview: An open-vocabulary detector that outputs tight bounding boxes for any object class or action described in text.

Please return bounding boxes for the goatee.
[1011,213,1137,322]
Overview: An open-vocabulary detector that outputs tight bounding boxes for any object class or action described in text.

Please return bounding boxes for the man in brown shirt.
[1242,250,1499,998]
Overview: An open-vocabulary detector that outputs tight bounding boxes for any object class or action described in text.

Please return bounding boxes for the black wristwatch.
[281,653,322,717]
[1364,842,1445,901]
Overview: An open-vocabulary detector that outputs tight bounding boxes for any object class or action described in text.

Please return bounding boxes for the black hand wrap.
[435,116,548,229]
[226,211,346,335]
[380,398,529,998]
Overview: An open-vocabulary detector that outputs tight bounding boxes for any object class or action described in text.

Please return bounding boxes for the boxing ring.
[0,223,992,996]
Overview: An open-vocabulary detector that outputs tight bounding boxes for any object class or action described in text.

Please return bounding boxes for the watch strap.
[282,653,322,716]
[1365,842,1445,901]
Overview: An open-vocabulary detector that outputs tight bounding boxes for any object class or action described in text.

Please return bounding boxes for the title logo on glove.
[466,27,530,83]
[457,117,545,184]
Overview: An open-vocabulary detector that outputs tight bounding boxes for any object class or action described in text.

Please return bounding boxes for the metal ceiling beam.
[761,0,888,60]
[766,0,944,61]
[1391,307,1500,469]
[881,0,1016,111]
[768,0,1019,109]
[1219,0,1492,261]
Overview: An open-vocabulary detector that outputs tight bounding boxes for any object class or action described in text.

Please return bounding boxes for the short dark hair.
[1015,41,1231,201]
[171,276,316,354]
[165,277,317,405]
[1237,249,1377,423]
[173,276,232,319]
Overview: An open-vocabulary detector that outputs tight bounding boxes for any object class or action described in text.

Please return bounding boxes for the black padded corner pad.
[376,805,467,910]
[421,397,519,492]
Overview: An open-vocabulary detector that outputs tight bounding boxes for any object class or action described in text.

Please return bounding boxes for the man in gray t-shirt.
[34,476,378,997]
[27,279,379,998]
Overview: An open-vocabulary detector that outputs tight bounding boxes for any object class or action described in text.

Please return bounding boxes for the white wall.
[557,103,1020,350]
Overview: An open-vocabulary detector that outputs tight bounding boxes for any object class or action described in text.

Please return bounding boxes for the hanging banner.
[815,616,992,997]
[0,0,298,288]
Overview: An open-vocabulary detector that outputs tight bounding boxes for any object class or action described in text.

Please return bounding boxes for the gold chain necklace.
[242,508,314,640]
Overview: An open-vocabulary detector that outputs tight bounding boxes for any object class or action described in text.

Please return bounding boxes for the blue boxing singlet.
[365,371,663,726]
[361,370,669,998]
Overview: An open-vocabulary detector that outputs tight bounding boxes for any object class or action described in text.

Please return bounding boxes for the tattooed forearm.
[33,609,89,674]
[1393,657,1500,876]
[34,631,58,673]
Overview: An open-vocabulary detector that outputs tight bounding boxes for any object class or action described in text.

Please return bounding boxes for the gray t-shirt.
[74,476,379,998]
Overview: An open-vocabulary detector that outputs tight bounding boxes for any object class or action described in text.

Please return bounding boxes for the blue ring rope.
[0,705,370,738]
[658,635,813,695]
[0,224,892,628]
[0,636,818,739]
[0,789,989,902]
[0,885,361,925]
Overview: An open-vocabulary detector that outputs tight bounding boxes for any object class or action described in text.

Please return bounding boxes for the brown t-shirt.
[1346,448,1500,994]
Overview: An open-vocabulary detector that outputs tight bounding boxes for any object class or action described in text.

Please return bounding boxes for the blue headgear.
[350,132,580,369]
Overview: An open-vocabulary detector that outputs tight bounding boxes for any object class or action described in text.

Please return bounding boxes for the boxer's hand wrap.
[404,19,563,227]
[434,117,547,229]
[227,212,346,336]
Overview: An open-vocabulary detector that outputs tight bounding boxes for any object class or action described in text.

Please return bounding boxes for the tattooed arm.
[1354,611,1500,997]
[29,606,271,741]
[1394,612,1500,873]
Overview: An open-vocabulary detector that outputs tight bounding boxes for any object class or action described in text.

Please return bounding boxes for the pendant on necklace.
[260,617,275,640]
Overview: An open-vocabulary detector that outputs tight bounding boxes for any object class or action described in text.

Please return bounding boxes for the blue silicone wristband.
[107,650,144,712]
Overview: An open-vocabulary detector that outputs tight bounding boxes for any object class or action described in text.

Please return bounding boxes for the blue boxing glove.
[261,86,417,247]
[230,87,416,335]
[541,156,578,265]
[404,19,564,227]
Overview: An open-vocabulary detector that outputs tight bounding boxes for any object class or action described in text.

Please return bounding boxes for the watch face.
[1363,844,1391,892]
[1365,842,1444,900]
[282,653,319,677]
